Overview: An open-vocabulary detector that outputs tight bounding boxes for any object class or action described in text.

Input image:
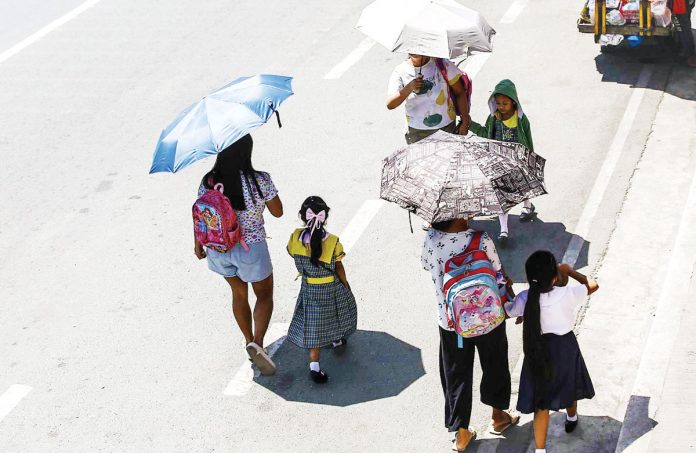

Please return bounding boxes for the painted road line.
[616,157,696,452]
[500,0,529,24]
[324,37,376,80]
[223,323,289,396]
[340,200,386,254]
[462,53,491,80]
[563,66,653,267]
[0,0,102,65]
[0,384,32,423]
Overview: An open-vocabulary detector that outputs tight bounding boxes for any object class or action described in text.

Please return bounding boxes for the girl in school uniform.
[505,251,599,453]
[286,196,357,383]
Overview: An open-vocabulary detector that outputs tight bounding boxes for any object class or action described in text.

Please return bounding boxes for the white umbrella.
[356,0,496,59]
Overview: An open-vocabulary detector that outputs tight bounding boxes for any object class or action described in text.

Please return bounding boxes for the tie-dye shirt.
[198,171,278,245]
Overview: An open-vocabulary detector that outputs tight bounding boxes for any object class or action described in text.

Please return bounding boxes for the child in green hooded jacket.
[470,79,536,245]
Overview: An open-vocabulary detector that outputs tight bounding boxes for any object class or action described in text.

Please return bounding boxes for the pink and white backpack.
[192,181,248,253]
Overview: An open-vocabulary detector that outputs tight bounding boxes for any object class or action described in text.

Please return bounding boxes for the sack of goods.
[651,0,672,27]
[620,0,641,23]
[607,9,627,25]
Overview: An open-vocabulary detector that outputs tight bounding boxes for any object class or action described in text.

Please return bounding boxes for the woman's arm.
[265,195,283,218]
[450,81,471,134]
[386,78,420,110]
[559,263,599,295]
[194,233,206,259]
[335,261,351,291]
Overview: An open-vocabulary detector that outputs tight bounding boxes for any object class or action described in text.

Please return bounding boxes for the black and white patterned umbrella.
[380,130,546,223]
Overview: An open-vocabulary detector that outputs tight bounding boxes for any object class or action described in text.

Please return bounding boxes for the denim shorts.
[206,240,273,282]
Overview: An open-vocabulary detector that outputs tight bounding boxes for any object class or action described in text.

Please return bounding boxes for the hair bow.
[306,208,326,237]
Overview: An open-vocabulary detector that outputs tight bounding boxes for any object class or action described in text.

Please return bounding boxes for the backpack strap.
[464,231,484,254]
[437,58,472,117]
[435,58,458,116]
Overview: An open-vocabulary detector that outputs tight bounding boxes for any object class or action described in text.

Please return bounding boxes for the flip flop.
[489,410,520,435]
[246,342,276,376]
[451,428,476,452]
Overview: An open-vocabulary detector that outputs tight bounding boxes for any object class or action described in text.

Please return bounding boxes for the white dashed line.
[461,53,491,80]
[500,0,529,24]
[339,200,386,254]
[224,323,289,396]
[0,385,32,423]
[324,37,376,80]
[0,0,102,65]
[563,66,652,267]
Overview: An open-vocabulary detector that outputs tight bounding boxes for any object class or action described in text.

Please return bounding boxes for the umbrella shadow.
[253,330,426,407]
[593,31,696,101]
[470,406,656,452]
[470,215,589,283]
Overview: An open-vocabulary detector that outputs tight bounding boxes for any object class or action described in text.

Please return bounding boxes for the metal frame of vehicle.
[578,0,673,43]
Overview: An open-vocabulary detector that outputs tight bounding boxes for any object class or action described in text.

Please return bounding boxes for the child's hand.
[408,75,424,94]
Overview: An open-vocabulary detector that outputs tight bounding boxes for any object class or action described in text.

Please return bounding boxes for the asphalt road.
[0,0,686,451]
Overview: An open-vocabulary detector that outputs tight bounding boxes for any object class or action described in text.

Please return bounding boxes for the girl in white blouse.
[505,251,599,453]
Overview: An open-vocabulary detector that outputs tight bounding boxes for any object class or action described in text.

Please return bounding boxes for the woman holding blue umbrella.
[194,134,283,376]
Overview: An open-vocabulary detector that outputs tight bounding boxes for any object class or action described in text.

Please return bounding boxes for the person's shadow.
[469,401,656,452]
[253,330,425,407]
[470,215,589,283]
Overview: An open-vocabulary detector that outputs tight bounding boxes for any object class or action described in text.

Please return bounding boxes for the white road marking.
[0,385,32,423]
[0,0,102,65]
[324,37,376,80]
[500,0,529,24]
[616,157,696,452]
[562,66,652,267]
[340,200,386,254]
[461,53,491,80]
[223,323,289,396]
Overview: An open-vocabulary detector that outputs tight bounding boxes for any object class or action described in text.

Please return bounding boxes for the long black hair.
[523,250,558,407]
[203,134,264,210]
[299,196,330,266]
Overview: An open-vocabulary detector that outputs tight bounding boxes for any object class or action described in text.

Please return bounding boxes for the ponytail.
[299,196,330,266]
[523,251,558,406]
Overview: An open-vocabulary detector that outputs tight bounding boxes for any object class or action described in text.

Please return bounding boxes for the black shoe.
[332,338,347,355]
[497,232,509,248]
[519,204,536,222]
[565,418,578,433]
[310,369,329,384]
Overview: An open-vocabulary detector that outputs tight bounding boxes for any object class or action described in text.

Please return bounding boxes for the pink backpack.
[193,181,248,253]
[435,58,473,114]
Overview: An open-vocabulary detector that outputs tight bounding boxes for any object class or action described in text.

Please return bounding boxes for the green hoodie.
[469,79,534,152]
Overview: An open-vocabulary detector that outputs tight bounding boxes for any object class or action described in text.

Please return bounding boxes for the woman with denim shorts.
[194,134,283,375]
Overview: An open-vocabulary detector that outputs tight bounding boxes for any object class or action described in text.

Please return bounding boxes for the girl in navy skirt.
[505,251,599,453]
[287,196,357,384]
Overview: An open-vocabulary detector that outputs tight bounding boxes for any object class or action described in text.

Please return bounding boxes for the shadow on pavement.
[470,215,589,283]
[472,410,655,453]
[253,329,425,407]
[593,30,696,101]
[615,395,659,452]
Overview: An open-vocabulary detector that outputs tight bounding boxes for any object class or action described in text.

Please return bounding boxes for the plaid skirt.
[287,279,358,349]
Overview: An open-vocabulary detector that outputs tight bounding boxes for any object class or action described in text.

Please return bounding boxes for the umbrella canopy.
[149,74,293,174]
[356,0,496,59]
[380,131,546,223]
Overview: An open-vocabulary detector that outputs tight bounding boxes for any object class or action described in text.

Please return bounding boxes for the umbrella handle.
[408,211,414,234]
[275,110,282,128]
